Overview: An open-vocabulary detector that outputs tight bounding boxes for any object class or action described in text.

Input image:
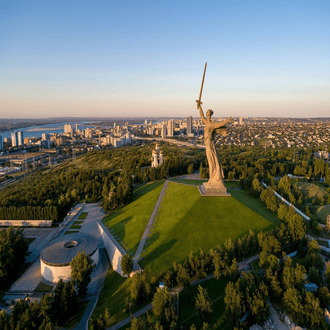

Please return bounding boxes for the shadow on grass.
[111,216,131,239]
[227,186,280,226]
[132,181,164,201]
[140,238,177,268]
[104,181,164,225]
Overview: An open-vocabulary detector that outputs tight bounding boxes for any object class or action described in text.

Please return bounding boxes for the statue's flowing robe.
[204,125,226,189]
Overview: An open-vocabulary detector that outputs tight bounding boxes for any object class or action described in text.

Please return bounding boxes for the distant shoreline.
[25,126,62,132]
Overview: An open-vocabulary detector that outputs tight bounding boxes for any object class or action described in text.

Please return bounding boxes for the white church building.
[151,143,163,168]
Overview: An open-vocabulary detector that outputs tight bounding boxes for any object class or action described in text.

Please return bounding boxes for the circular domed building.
[40,233,99,283]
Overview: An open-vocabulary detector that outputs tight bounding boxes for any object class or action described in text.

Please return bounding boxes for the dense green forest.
[1,142,329,222]
[0,227,28,288]
[0,144,204,220]
[0,206,58,221]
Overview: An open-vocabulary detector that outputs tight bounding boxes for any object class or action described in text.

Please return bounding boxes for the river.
[0,121,95,139]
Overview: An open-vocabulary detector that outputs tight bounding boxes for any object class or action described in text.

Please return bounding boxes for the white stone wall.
[98,221,125,276]
[40,260,72,283]
[40,248,99,283]
[91,248,99,268]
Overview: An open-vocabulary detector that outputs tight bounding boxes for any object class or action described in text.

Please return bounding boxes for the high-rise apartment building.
[64,124,72,133]
[239,117,243,125]
[148,127,154,135]
[126,132,132,144]
[0,136,3,150]
[17,131,23,146]
[161,125,167,138]
[11,131,23,147]
[167,119,174,137]
[85,127,93,139]
[42,133,51,141]
[187,116,192,135]
[11,132,17,147]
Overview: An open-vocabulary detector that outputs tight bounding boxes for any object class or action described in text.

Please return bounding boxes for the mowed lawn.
[103,181,164,255]
[173,179,208,186]
[317,205,330,224]
[91,267,151,327]
[297,181,327,199]
[226,181,280,225]
[141,182,275,273]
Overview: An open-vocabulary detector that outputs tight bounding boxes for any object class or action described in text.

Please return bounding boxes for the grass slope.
[317,205,330,223]
[297,182,327,199]
[91,268,151,327]
[141,182,275,273]
[173,179,208,186]
[103,181,164,255]
[226,181,280,225]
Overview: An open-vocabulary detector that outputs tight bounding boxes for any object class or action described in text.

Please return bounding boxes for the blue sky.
[1,0,329,118]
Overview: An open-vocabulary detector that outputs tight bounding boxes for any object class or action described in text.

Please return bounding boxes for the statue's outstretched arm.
[214,117,234,129]
[196,100,206,124]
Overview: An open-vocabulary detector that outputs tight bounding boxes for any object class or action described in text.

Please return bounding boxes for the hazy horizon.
[1,0,329,118]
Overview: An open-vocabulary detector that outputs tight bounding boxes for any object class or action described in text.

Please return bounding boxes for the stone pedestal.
[198,182,231,197]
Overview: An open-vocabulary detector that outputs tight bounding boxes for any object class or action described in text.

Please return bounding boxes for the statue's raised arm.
[196,100,206,124]
[213,117,234,129]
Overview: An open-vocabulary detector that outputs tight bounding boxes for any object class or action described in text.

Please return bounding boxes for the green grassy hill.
[94,180,279,327]
[316,205,330,223]
[138,182,275,273]
[103,181,165,255]
[298,182,327,199]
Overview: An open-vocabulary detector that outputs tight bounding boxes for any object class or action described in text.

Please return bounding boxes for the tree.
[70,251,94,296]
[176,264,190,289]
[303,292,324,328]
[0,227,28,288]
[325,261,330,288]
[224,281,243,327]
[224,258,239,281]
[317,286,330,309]
[251,177,262,196]
[52,280,77,324]
[308,266,321,286]
[121,254,133,276]
[195,285,213,320]
[283,287,303,324]
[247,289,269,324]
[187,163,194,174]
[129,317,146,330]
[130,273,146,303]
[152,287,178,326]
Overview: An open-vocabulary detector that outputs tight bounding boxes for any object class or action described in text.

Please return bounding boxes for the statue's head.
[206,109,213,119]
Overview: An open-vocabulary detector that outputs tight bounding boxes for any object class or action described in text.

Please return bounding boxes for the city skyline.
[1,0,329,118]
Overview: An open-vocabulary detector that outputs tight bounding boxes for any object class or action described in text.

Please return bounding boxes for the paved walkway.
[107,304,153,330]
[171,181,200,187]
[268,303,290,330]
[175,171,202,180]
[74,248,109,330]
[25,204,84,264]
[133,180,169,263]
[24,229,53,252]
[62,203,105,249]
[6,257,42,293]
